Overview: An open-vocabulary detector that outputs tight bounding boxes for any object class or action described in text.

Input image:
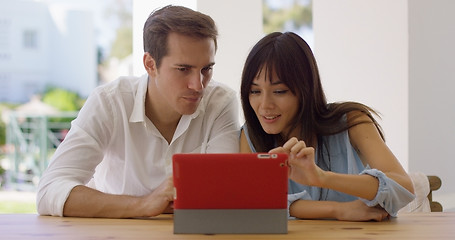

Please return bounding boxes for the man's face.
[147,32,216,117]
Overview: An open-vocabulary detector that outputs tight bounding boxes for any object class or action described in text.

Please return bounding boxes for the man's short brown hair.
[143,5,218,68]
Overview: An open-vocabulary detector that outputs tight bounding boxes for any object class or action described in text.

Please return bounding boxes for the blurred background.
[0,0,312,213]
[1,0,454,214]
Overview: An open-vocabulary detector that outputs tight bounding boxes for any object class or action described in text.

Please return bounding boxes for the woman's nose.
[260,93,274,109]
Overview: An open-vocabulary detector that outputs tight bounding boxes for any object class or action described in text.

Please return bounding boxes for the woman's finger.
[282,137,299,151]
[269,146,286,154]
[296,146,314,158]
[290,140,306,154]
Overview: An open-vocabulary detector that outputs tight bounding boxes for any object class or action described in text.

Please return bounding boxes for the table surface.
[1,212,454,239]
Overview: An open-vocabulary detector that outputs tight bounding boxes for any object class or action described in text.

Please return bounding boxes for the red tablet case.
[172,153,288,234]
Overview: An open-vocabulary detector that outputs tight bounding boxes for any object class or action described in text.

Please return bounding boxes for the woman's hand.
[335,200,389,221]
[269,137,325,187]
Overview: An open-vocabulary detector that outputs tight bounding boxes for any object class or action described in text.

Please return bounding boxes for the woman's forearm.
[289,199,389,221]
[289,199,338,219]
[320,171,379,200]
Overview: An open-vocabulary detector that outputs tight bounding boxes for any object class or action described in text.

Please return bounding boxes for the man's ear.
[143,52,157,76]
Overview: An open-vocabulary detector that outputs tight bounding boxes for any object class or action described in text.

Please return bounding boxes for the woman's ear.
[143,52,157,76]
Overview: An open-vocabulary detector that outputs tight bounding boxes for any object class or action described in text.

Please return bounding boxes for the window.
[0,18,11,50]
[263,0,313,48]
[23,30,38,49]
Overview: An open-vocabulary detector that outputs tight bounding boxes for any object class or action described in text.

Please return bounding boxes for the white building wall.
[48,8,97,97]
[0,0,97,103]
[0,0,51,103]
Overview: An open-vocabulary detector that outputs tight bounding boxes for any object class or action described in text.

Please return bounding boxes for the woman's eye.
[274,90,288,94]
[250,90,260,94]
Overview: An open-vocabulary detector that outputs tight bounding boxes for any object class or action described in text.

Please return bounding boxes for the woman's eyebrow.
[271,81,284,85]
[251,80,284,86]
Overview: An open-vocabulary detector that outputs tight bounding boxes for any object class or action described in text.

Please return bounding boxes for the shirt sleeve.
[240,124,258,152]
[204,85,240,153]
[36,88,114,216]
[287,191,312,219]
[359,168,416,217]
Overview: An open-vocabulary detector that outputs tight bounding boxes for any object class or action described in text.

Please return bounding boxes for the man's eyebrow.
[174,64,193,68]
[174,62,215,68]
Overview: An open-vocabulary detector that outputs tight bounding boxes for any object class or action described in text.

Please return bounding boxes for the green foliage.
[263,0,312,34]
[0,112,5,146]
[110,26,133,60]
[106,0,132,61]
[0,104,14,146]
[0,201,37,214]
[42,87,84,112]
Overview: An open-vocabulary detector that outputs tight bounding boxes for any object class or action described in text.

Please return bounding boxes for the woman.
[240,32,415,221]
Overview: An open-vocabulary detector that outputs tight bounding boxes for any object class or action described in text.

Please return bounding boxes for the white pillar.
[408,0,455,200]
[314,0,455,205]
[132,0,197,77]
[313,0,409,169]
[132,0,263,97]
[197,0,263,96]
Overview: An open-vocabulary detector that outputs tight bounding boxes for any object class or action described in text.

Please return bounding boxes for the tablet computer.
[172,153,288,234]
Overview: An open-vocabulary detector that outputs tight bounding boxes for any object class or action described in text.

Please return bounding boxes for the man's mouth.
[183,96,201,102]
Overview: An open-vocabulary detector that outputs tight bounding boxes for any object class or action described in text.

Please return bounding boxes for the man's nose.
[188,72,204,91]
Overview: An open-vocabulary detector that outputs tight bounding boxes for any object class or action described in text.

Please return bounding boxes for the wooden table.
[1,212,454,239]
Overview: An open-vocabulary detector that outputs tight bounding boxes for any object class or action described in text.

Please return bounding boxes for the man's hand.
[63,176,175,218]
[140,175,175,216]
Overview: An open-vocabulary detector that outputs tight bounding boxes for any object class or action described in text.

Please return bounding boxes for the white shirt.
[36,74,240,216]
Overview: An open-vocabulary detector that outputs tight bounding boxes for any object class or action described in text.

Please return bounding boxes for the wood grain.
[0,212,453,239]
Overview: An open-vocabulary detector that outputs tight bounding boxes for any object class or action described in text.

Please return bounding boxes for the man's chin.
[176,99,202,115]
[178,106,199,115]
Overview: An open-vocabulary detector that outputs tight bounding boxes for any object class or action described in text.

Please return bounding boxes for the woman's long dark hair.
[240,32,383,155]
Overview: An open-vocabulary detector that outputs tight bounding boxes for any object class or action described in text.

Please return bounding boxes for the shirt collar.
[129,74,148,123]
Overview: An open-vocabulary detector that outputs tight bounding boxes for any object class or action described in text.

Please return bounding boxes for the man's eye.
[177,67,188,72]
[202,66,213,73]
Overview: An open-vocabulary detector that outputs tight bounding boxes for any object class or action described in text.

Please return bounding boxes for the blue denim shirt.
[242,124,415,217]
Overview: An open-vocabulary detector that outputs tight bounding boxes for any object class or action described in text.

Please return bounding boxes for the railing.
[5,111,78,190]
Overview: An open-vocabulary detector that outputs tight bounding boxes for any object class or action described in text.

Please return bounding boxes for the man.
[36,5,239,218]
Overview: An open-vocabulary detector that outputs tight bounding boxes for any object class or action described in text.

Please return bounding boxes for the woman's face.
[249,68,300,137]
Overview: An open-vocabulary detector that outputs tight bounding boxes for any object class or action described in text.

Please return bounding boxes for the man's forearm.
[63,185,145,218]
